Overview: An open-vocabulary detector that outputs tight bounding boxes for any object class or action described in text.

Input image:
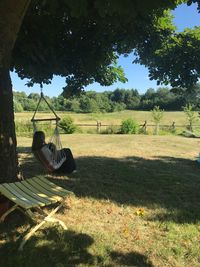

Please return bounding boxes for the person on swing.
[32,131,76,174]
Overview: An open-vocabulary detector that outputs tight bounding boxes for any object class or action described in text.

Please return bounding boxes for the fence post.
[97,121,101,133]
[171,121,176,132]
[142,120,147,134]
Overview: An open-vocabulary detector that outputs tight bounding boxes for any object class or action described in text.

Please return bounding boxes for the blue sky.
[11,3,200,97]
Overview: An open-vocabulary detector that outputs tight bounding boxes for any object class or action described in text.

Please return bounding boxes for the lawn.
[1,134,200,266]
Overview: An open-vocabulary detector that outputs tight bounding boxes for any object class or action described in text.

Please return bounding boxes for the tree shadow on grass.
[18,147,200,223]
[109,251,154,267]
[0,211,96,266]
[0,224,96,267]
[0,220,154,267]
[17,146,45,178]
[54,155,200,224]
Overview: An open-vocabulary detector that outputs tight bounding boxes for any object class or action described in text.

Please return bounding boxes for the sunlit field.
[15,110,200,136]
[15,110,191,125]
[1,134,200,266]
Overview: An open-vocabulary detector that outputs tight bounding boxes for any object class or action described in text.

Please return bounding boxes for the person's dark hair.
[32,131,46,151]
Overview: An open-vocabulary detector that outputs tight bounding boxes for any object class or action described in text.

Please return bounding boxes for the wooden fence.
[74,121,200,134]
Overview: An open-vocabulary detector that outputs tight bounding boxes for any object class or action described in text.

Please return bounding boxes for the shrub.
[120,118,139,134]
[59,116,77,134]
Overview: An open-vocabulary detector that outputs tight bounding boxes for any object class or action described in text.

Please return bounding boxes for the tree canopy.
[135,1,200,89]
[11,0,181,95]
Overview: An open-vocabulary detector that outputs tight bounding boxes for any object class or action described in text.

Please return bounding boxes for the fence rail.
[74,121,200,133]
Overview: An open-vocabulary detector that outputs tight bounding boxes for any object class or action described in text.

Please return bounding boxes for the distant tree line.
[13,85,200,113]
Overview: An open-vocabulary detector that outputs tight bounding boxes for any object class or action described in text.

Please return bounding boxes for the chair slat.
[33,177,72,197]
[20,180,57,204]
[0,184,32,209]
[0,177,72,211]
[6,183,46,207]
[38,177,72,194]
[26,179,63,202]
[16,182,53,206]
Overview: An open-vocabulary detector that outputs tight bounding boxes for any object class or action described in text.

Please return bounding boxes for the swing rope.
[31,90,66,163]
[31,92,60,123]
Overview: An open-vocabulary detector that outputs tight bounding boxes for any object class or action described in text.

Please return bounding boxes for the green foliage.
[14,85,200,113]
[11,0,180,94]
[151,106,164,123]
[14,101,23,112]
[135,10,200,89]
[111,102,126,112]
[23,99,37,111]
[68,99,81,113]
[120,118,139,134]
[59,116,77,134]
[79,96,99,113]
[151,106,164,135]
[14,91,55,112]
[15,121,33,137]
[15,121,55,137]
[183,103,198,131]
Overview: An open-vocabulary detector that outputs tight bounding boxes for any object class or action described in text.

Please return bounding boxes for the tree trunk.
[0,0,30,183]
[0,69,18,183]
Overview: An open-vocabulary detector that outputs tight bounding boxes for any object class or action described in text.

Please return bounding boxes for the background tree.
[151,106,164,135]
[135,8,200,91]
[14,100,24,113]
[183,103,198,132]
[14,85,200,113]
[124,89,141,110]
[80,95,99,113]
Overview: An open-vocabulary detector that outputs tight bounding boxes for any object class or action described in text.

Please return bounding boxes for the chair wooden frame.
[0,176,74,251]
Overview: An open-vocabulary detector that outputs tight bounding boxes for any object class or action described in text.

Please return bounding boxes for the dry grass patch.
[1,134,200,266]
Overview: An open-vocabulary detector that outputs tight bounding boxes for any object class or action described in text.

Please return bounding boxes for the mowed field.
[1,133,200,267]
[15,110,199,125]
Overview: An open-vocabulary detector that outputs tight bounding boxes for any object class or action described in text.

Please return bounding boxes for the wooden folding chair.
[0,176,74,251]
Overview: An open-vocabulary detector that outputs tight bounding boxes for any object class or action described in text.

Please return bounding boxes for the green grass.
[15,110,190,125]
[1,134,200,266]
[15,110,200,135]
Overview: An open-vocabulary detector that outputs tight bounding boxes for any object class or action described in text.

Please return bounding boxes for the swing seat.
[31,91,67,172]
[33,147,66,172]
[0,176,74,251]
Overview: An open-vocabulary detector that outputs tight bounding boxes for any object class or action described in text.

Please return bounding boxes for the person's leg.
[63,148,76,173]
[55,148,76,174]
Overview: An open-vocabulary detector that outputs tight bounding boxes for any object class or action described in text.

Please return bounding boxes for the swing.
[31,91,66,172]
